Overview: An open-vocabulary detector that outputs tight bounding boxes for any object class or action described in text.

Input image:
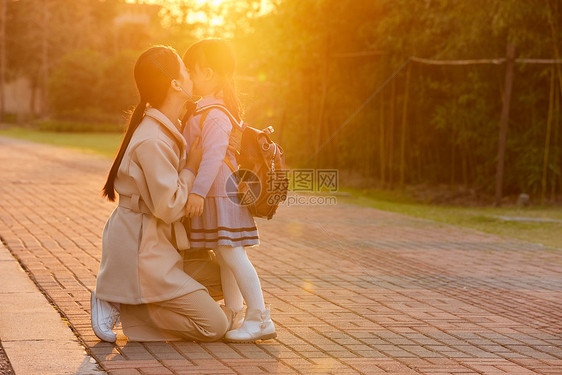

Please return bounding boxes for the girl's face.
[189,63,217,97]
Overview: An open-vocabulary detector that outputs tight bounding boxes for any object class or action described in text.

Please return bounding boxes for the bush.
[1,113,24,124]
[48,49,104,116]
[48,49,139,124]
[97,50,139,113]
[50,107,127,125]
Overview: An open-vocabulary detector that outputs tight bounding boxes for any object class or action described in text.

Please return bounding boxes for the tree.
[47,49,104,117]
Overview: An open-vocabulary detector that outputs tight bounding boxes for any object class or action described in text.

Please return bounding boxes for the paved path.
[0,240,104,375]
[0,136,561,375]
[0,339,14,375]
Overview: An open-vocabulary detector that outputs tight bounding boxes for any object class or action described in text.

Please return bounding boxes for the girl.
[92,45,229,343]
[182,39,276,342]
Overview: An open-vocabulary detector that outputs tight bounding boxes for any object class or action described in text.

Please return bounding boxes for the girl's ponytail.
[222,77,242,122]
[102,100,146,201]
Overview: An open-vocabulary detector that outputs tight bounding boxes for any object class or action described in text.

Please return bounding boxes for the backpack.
[195,104,288,220]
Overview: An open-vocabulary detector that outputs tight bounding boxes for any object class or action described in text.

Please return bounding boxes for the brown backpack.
[196,105,288,220]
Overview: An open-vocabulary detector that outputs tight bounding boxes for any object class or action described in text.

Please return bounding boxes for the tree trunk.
[304,66,312,165]
[314,55,329,169]
[379,88,386,188]
[494,43,515,207]
[41,1,50,117]
[553,79,560,200]
[0,0,6,121]
[388,77,396,188]
[542,67,555,205]
[451,123,456,185]
[30,76,36,116]
[547,0,562,98]
[546,0,562,200]
[462,151,468,187]
[399,63,411,189]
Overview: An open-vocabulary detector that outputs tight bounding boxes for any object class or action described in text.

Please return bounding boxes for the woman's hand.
[186,136,202,172]
[186,193,204,217]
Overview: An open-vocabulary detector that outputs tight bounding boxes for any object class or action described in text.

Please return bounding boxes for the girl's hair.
[102,45,181,201]
[183,38,242,122]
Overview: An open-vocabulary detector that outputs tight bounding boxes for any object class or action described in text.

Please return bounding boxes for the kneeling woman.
[91,46,228,342]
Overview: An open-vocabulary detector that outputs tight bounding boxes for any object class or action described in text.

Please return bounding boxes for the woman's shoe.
[91,290,119,343]
[224,307,276,343]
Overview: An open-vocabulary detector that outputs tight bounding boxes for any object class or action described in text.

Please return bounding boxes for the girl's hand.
[186,136,202,172]
[186,193,204,217]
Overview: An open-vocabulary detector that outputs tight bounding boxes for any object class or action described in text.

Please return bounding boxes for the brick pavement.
[0,136,561,375]
[0,339,14,375]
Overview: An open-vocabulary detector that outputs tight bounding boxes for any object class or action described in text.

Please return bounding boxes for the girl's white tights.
[216,245,265,312]
[218,260,244,312]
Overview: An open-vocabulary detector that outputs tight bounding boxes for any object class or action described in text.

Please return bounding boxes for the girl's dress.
[183,96,259,250]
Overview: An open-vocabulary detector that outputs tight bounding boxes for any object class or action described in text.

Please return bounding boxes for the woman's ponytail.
[102,45,181,201]
[102,100,147,201]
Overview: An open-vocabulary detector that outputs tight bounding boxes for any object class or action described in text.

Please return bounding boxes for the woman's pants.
[120,249,228,342]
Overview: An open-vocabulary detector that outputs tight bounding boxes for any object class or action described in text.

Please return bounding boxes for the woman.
[91,45,228,342]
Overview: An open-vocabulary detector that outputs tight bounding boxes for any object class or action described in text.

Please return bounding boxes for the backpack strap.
[196,104,243,174]
[195,104,243,128]
[223,154,237,174]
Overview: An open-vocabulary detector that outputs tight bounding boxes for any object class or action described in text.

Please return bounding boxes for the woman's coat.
[96,108,205,304]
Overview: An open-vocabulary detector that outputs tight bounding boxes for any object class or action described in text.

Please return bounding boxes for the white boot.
[221,305,245,331]
[91,290,119,343]
[224,307,276,343]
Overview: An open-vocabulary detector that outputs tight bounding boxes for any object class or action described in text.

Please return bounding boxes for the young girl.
[182,39,276,342]
[92,45,230,343]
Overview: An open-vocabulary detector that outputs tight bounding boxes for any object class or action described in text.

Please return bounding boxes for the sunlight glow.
[128,0,273,31]
[130,0,227,8]
[196,0,227,6]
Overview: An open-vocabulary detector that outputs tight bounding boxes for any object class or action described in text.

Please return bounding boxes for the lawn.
[0,127,122,158]
[1,127,560,250]
[340,187,562,250]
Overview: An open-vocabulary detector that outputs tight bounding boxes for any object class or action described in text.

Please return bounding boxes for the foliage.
[47,49,104,116]
[3,0,562,201]
[96,50,139,114]
[233,0,562,200]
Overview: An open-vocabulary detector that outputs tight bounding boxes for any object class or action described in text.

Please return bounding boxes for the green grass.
[339,187,562,250]
[0,127,121,158]
[1,127,560,250]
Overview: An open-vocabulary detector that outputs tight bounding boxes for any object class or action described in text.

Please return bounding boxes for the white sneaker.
[224,306,276,343]
[91,290,119,343]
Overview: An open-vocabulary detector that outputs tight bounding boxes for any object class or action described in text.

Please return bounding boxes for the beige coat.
[96,108,205,304]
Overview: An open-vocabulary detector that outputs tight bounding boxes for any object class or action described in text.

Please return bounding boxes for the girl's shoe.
[221,305,245,331]
[224,307,276,343]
